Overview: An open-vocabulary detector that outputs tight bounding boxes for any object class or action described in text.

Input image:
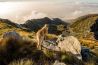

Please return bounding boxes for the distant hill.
[0,17,69,39]
[0,18,31,37]
[21,17,68,35]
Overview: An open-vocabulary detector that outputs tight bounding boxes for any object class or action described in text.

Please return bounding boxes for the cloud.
[22,11,48,21]
[74,1,82,5]
[0,0,60,2]
[72,10,82,16]
[62,10,83,20]
[0,1,98,24]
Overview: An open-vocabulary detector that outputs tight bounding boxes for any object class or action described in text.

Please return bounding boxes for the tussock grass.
[0,33,97,65]
[8,58,34,65]
[0,37,37,65]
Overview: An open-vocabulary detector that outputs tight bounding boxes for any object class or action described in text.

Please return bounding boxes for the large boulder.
[3,31,22,40]
[57,36,82,60]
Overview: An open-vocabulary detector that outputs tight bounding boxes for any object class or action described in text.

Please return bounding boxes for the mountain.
[0,18,20,28]
[70,14,98,33]
[21,17,68,35]
[0,17,69,39]
[70,14,98,48]
[70,14,98,37]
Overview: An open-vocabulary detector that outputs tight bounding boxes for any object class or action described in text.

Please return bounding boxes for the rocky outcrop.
[42,36,82,60]
[42,40,60,51]
[3,31,22,40]
[57,36,82,60]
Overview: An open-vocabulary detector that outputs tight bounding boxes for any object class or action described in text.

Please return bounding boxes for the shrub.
[0,37,37,65]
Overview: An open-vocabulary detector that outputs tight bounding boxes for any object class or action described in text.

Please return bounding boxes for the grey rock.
[57,36,82,60]
[42,40,60,51]
[81,46,91,61]
[3,31,22,40]
[42,36,82,60]
[56,34,65,43]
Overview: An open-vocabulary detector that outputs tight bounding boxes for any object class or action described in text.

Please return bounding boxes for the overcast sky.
[0,0,98,23]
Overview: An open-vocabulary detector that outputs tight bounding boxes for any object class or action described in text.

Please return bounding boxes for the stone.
[81,46,91,61]
[42,40,60,51]
[57,36,82,60]
[3,31,22,40]
[56,34,65,43]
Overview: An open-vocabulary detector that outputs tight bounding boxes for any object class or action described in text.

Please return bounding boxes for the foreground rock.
[3,31,22,40]
[42,40,60,51]
[42,36,82,60]
[57,36,82,60]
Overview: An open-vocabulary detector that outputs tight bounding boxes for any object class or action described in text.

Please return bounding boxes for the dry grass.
[79,38,98,49]
[0,37,37,65]
[8,58,34,65]
[46,34,58,40]
[0,32,97,65]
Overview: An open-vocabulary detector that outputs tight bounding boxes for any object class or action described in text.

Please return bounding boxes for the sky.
[0,0,98,23]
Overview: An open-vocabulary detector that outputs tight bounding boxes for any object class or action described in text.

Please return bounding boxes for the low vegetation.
[0,14,98,65]
[0,33,97,65]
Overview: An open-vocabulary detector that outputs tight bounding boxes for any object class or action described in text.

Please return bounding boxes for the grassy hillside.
[0,17,98,65]
[70,14,98,33]
[70,14,98,48]
[0,19,32,38]
[0,18,60,41]
[70,14,98,38]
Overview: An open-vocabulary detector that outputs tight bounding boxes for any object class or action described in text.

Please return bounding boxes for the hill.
[0,18,31,38]
[21,17,68,35]
[0,16,98,65]
[0,17,68,40]
[70,14,98,38]
[70,14,98,48]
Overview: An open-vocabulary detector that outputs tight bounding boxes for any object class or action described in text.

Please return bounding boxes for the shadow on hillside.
[90,19,98,40]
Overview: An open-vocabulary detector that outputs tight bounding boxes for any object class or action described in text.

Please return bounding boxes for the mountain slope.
[21,17,68,35]
[70,14,98,48]
[0,18,31,37]
[70,14,98,33]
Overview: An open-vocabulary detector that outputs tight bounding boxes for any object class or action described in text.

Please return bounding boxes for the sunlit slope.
[70,14,98,48]
[0,19,32,38]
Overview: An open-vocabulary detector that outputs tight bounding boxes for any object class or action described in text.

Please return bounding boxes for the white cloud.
[62,10,83,20]
[72,10,82,15]
[23,11,48,21]
[74,1,82,5]
[0,1,98,23]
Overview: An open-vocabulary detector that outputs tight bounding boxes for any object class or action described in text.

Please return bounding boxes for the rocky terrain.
[0,14,98,65]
